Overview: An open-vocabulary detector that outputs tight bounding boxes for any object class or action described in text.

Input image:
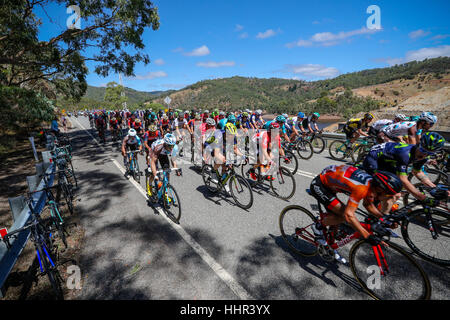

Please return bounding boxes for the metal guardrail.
[321,131,450,150]
[0,143,55,298]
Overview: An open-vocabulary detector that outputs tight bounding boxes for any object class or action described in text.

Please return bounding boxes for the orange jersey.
[319,165,374,208]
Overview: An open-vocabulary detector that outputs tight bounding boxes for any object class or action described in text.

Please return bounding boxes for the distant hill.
[150,57,450,116]
[84,85,164,105]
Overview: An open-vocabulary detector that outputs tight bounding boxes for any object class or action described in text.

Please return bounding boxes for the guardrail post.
[42,151,52,170]
[8,196,27,223]
[26,175,40,193]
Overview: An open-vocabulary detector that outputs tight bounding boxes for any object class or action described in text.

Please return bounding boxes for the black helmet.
[371,171,403,195]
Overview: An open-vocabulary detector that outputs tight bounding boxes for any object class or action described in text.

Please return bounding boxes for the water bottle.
[222,172,228,181]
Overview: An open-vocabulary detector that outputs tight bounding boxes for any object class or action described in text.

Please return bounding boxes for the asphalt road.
[68,116,449,300]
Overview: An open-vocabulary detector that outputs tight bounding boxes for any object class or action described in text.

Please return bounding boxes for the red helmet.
[270,122,280,129]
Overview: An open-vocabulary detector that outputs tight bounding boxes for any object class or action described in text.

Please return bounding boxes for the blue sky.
[36,0,450,92]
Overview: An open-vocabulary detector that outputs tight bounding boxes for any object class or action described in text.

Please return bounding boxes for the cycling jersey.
[302,116,318,131]
[151,139,173,156]
[362,142,426,175]
[318,165,374,208]
[123,135,142,147]
[143,130,161,144]
[217,118,228,130]
[381,121,416,138]
[172,118,187,131]
[371,119,393,131]
[263,120,287,134]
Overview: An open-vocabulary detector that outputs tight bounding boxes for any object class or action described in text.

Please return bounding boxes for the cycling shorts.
[310,176,343,212]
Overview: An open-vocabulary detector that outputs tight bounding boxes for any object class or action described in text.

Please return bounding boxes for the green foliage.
[0,85,55,134]
[104,82,128,109]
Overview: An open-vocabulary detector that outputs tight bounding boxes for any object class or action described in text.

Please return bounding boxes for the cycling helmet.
[163,134,176,146]
[364,113,374,120]
[135,118,141,123]
[195,114,200,120]
[227,114,236,124]
[225,122,237,135]
[204,110,209,114]
[394,114,407,121]
[242,112,249,118]
[128,129,137,137]
[419,112,437,125]
[256,109,262,115]
[111,117,116,121]
[219,111,226,116]
[297,112,305,118]
[149,125,157,132]
[409,115,420,121]
[371,171,403,195]
[420,132,445,152]
[205,118,216,126]
[276,115,286,123]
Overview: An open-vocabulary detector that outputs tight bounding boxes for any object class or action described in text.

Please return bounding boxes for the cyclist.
[143,124,161,166]
[310,164,403,262]
[380,111,437,144]
[95,112,107,141]
[302,112,321,135]
[342,113,374,146]
[147,133,179,192]
[289,112,307,141]
[159,114,170,134]
[263,115,290,144]
[251,109,264,129]
[109,116,120,140]
[121,128,143,175]
[362,131,446,213]
[247,121,283,181]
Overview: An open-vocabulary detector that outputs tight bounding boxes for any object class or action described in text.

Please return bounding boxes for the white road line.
[73,118,255,300]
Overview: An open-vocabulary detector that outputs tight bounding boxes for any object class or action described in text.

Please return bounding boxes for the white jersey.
[372,119,393,131]
[172,118,187,131]
[381,121,415,137]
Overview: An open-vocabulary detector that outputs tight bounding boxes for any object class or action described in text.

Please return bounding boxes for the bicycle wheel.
[351,144,366,165]
[50,205,67,248]
[163,184,182,223]
[280,151,298,175]
[328,140,349,161]
[35,242,64,300]
[229,174,254,209]
[350,239,431,300]
[296,140,313,160]
[311,136,325,154]
[60,179,74,215]
[401,208,450,266]
[279,205,318,256]
[270,166,296,200]
[201,165,220,193]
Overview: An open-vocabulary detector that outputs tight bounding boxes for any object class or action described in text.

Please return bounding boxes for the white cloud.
[285,64,340,78]
[235,24,244,31]
[184,45,210,57]
[154,58,165,65]
[239,32,249,39]
[172,47,184,53]
[286,27,381,48]
[409,29,431,39]
[256,29,277,39]
[196,61,236,68]
[129,71,168,80]
[431,34,450,41]
[378,45,450,66]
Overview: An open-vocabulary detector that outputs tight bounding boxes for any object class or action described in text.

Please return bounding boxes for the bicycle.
[294,135,314,160]
[145,167,183,223]
[328,137,373,163]
[279,189,431,300]
[202,162,254,209]
[280,141,299,175]
[305,131,326,154]
[241,156,296,200]
[391,184,450,266]
[1,196,65,299]
[126,150,143,183]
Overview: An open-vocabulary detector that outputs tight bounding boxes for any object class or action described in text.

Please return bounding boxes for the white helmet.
[256,109,262,115]
[164,133,176,146]
[128,129,137,137]
[206,118,216,126]
[419,112,437,124]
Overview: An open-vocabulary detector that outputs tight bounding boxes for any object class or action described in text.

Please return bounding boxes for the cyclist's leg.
[309,176,345,227]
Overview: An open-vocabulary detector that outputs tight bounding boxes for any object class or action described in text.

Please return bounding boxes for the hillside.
[150,57,450,115]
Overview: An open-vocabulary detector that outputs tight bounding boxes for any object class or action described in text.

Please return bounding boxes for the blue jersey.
[362,142,427,175]
[217,118,228,130]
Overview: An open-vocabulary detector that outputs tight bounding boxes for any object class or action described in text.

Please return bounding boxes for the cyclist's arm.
[363,200,384,218]
[407,126,419,145]
[398,173,426,201]
[412,169,436,188]
[344,203,371,239]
